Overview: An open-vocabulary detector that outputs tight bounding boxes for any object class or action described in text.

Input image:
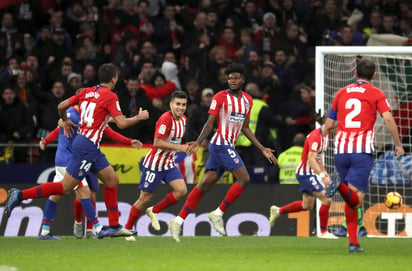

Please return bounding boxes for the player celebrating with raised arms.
[323,59,404,252]
[124,91,191,241]
[269,126,337,239]
[5,63,149,238]
[167,63,277,242]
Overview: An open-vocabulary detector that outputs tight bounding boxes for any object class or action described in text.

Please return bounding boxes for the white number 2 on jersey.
[345,98,361,128]
[80,101,96,127]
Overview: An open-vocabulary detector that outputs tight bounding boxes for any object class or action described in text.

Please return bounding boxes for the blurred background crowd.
[0,0,411,165]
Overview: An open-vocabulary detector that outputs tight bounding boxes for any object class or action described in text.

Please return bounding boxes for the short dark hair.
[98,63,118,83]
[224,63,246,76]
[356,59,375,80]
[171,90,188,100]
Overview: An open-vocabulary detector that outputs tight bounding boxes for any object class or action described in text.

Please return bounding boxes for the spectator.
[254,12,279,61]
[140,71,176,111]
[218,27,241,62]
[1,12,24,59]
[237,27,259,65]
[82,63,98,87]
[0,87,34,162]
[113,31,139,79]
[136,0,154,41]
[185,87,214,144]
[115,77,157,143]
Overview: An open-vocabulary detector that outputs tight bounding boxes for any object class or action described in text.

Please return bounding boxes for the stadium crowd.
[0,0,411,164]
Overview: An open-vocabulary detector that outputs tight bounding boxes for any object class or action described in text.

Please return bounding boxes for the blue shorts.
[334,153,374,192]
[66,135,110,181]
[205,144,245,178]
[139,166,183,193]
[297,174,324,195]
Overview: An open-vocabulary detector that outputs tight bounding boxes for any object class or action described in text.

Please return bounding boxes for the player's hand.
[39,138,46,150]
[395,145,405,157]
[262,148,277,164]
[131,139,143,149]
[137,107,149,121]
[322,176,331,187]
[62,120,76,138]
[187,142,200,155]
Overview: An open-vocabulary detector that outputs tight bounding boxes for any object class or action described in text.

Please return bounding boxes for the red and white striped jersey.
[142,111,187,171]
[208,90,253,146]
[330,82,391,154]
[68,85,123,146]
[296,129,329,175]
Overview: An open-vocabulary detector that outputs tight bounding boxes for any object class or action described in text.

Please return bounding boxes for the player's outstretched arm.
[153,137,189,152]
[241,118,277,164]
[187,114,216,155]
[382,111,405,157]
[112,108,149,129]
[103,126,142,148]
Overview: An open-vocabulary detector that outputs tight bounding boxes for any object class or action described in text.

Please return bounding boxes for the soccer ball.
[384,192,403,209]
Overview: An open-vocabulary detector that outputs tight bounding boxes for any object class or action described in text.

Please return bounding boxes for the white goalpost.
[315,46,412,238]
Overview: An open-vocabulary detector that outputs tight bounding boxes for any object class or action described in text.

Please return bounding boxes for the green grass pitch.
[0,236,411,271]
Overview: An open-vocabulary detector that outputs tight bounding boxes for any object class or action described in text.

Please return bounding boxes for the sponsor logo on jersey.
[229,112,246,122]
[170,137,182,144]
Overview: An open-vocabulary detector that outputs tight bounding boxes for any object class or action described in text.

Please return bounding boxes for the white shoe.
[269,205,280,227]
[125,236,136,241]
[86,231,97,239]
[168,220,181,242]
[208,211,226,236]
[319,231,339,239]
[146,206,160,231]
[73,222,83,239]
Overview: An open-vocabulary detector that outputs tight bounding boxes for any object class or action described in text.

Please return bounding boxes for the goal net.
[315,46,412,238]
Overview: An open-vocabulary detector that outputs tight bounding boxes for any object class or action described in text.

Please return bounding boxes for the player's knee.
[236,177,250,187]
[175,187,187,200]
[302,203,314,210]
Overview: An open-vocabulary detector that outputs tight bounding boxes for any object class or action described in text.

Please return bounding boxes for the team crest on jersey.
[158,124,166,135]
[210,99,217,110]
[234,158,239,164]
[116,101,121,111]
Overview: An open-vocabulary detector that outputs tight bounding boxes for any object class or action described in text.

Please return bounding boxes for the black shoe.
[325,174,341,198]
[349,243,364,253]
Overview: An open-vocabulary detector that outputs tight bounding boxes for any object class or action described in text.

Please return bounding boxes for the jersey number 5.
[345,98,361,128]
[80,101,96,127]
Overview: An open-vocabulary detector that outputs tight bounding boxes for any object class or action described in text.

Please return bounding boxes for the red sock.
[74,198,83,223]
[178,186,203,219]
[219,182,244,212]
[22,182,64,200]
[279,201,303,215]
[125,206,143,230]
[153,192,177,213]
[345,203,359,245]
[319,204,330,233]
[339,182,360,208]
[86,200,96,230]
[104,186,119,226]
